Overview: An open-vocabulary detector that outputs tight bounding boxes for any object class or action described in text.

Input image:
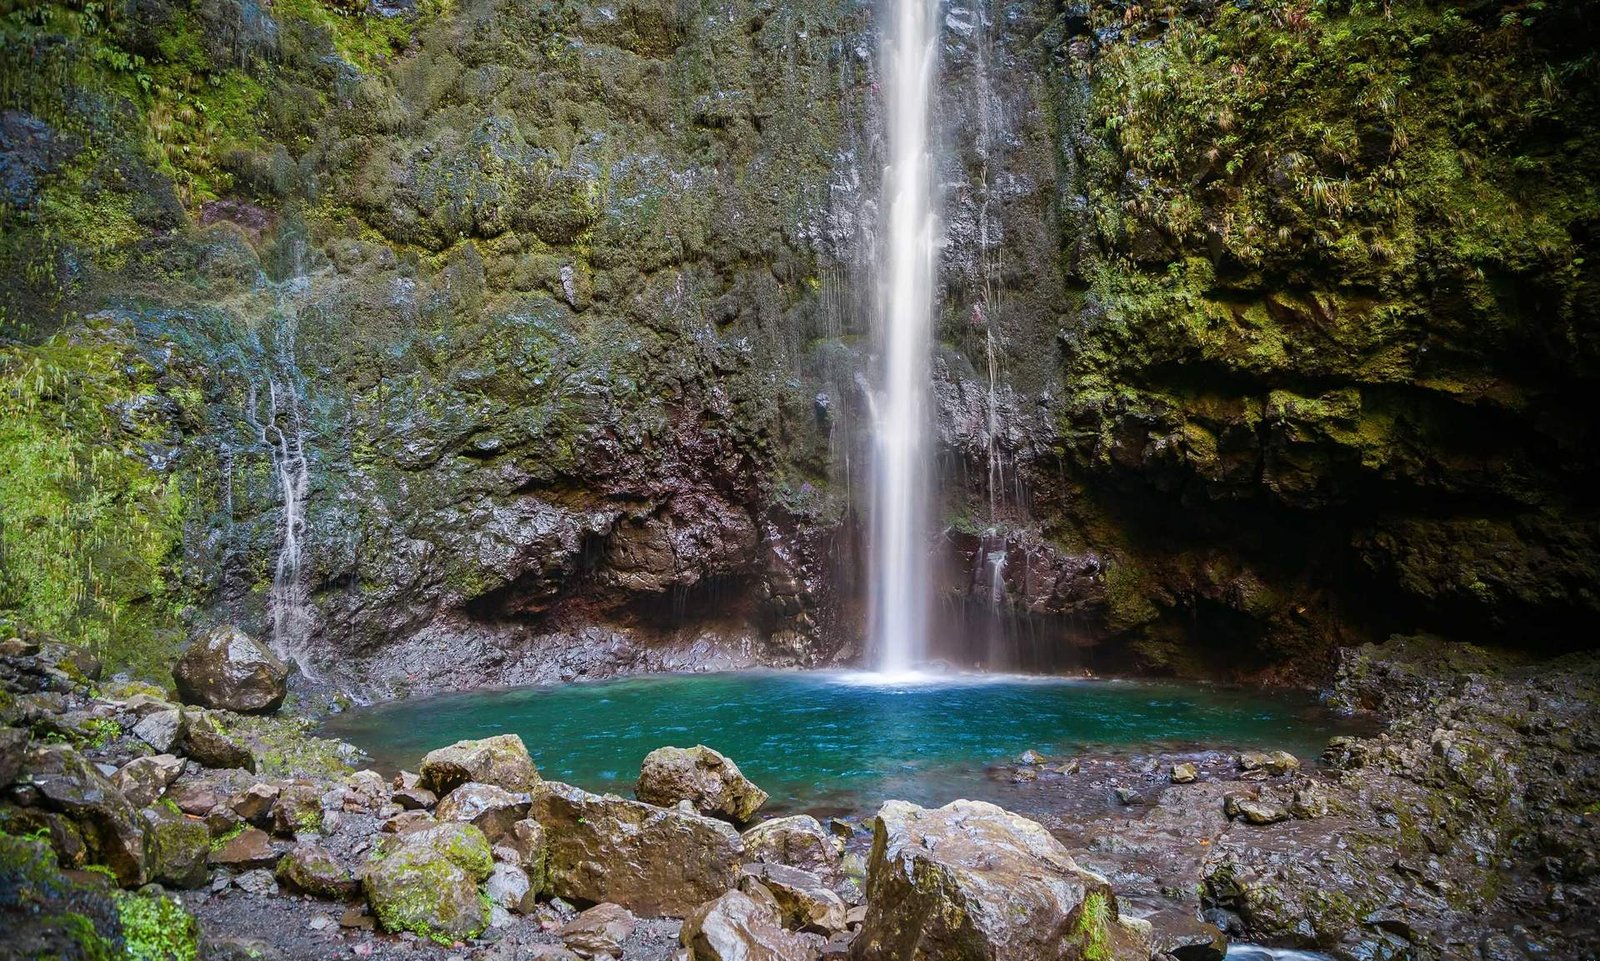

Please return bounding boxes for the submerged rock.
[173,626,288,715]
[420,734,540,795]
[853,799,1147,961]
[532,780,744,917]
[636,744,769,823]
[681,889,814,961]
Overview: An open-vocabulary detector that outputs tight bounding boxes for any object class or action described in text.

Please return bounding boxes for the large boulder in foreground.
[420,734,540,795]
[853,799,1148,961]
[636,745,769,823]
[24,744,149,886]
[532,781,744,917]
[173,626,288,715]
[362,822,493,944]
[681,889,815,961]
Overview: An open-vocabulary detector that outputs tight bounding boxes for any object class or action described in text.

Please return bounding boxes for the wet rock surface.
[173,626,289,715]
[635,744,769,824]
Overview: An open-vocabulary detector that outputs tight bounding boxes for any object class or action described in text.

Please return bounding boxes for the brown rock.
[559,902,638,958]
[208,827,281,870]
[419,734,540,795]
[636,745,768,823]
[681,889,814,961]
[532,781,743,917]
[853,799,1146,961]
[112,755,184,808]
[739,862,847,934]
[173,626,288,715]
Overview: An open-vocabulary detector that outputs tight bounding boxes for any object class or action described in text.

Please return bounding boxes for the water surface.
[325,671,1353,816]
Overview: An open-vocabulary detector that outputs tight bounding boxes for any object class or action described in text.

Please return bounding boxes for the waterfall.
[869,0,938,673]
[245,238,317,676]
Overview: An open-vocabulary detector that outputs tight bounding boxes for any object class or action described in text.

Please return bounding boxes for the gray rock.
[112,754,185,808]
[173,626,288,715]
[184,724,257,772]
[486,862,536,914]
[132,710,186,754]
[739,862,847,933]
[1238,751,1300,777]
[742,815,841,880]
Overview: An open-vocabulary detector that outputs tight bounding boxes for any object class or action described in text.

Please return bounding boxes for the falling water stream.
[870,0,939,673]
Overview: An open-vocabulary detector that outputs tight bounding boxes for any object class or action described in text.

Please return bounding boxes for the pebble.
[309,916,333,931]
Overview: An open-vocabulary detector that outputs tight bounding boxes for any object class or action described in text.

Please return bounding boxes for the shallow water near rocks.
[325,670,1360,816]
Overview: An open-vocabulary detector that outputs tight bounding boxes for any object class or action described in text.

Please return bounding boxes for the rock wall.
[2,0,1596,688]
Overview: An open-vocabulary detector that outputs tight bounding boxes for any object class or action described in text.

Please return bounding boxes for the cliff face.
[2,0,1596,689]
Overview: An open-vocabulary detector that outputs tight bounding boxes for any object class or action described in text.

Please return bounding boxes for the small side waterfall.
[869,0,939,673]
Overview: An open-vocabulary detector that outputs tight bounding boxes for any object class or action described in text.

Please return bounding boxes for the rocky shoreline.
[2,631,1595,961]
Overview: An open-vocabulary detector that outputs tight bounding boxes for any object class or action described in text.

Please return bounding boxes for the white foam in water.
[1226,946,1336,961]
[869,0,940,674]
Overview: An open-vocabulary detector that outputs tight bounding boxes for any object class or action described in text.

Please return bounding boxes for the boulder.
[486,862,537,914]
[142,804,210,888]
[1170,762,1199,784]
[742,815,840,879]
[230,783,279,826]
[208,827,281,870]
[636,745,768,823]
[24,744,149,886]
[1237,751,1300,777]
[434,781,530,841]
[277,841,360,899]
[504,818,548,892]
[681,889,814,961]
[132,709,186,754]
[739,862,847,933]
[173,626,288,715]
[183,725,257,772]
[269,783,324,837]
[420,734,540,795]
[532,781,743,917]
[362,822,494,944]
[853,799,1146,961]
[1225,795,1289,825]
[112,755,185,808]
[0,726,28,786]
[559,902,637,958]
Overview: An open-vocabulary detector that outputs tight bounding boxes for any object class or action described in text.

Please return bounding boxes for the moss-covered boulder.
[141,804,210,889]
[0,832,122,960]
[277,841,360,900]
[362,822,493,944]
[23,744,149,886]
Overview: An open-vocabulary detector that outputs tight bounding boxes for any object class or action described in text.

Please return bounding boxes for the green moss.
[0,330,187,678]
[1072,890,1113,961]
[115,891,199,961]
